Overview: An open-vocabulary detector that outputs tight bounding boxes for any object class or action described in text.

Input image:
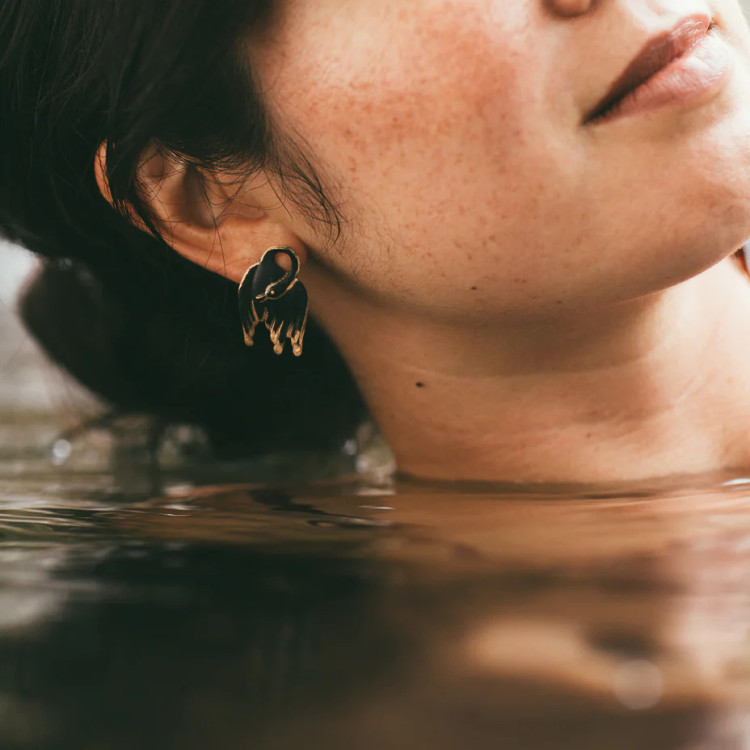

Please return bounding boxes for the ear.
[94,141,307,283]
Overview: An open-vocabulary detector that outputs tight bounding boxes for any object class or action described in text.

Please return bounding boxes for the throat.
[334,257,750,486]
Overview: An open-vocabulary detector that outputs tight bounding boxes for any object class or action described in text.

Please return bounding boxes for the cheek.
[249,1,750,323]
[251,3,570,309]
[273,10,535,179]
[254,3,750,320]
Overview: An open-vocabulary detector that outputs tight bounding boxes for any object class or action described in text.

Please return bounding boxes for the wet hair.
[0,0,367,456]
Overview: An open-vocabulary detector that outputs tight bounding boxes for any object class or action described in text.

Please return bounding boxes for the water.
[1,433,750,750]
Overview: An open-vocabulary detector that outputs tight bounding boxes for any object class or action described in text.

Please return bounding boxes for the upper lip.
[585,14,713,123]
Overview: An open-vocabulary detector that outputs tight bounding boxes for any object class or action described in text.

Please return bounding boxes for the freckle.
[416,382,425,389]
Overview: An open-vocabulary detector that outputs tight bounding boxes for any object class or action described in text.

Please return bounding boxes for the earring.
[238,246,309,357]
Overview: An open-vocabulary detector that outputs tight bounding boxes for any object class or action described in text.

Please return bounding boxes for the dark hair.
[0,0,367,456]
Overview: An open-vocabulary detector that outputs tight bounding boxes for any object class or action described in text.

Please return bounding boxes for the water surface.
[1,436,750,749]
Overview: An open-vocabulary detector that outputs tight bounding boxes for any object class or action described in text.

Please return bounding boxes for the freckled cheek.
[260,29,563,306]
[290,67,557,290]
[282,50,531,192]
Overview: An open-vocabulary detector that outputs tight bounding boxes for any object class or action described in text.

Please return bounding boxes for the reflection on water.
[1,436,750,750]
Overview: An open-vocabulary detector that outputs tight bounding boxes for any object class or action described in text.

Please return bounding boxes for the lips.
[585,15,713,124]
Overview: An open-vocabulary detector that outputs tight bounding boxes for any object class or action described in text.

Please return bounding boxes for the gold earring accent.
[238,246,308,357]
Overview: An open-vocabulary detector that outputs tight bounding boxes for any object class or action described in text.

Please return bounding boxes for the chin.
[631,157,750,297]
[628,228,750,301]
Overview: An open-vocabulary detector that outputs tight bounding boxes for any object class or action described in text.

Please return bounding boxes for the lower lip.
[590,31,734,124]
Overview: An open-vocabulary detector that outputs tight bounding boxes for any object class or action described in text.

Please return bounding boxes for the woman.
[3,0,750,485]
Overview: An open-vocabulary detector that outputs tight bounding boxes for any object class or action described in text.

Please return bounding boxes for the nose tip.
[547,0,595,17]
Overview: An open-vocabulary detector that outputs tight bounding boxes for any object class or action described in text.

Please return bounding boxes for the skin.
[105,0,750,484]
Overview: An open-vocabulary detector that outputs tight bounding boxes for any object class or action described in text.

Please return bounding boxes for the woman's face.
[247,0,750,322]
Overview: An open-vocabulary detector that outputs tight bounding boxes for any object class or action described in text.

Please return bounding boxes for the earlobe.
[93,140,307,284]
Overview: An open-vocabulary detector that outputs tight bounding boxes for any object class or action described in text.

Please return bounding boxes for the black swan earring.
[238,246,309,357]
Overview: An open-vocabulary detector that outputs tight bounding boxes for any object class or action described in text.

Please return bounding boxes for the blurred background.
[0,240,96,421]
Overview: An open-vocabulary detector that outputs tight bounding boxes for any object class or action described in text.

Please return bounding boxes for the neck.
[308,256,750,485]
